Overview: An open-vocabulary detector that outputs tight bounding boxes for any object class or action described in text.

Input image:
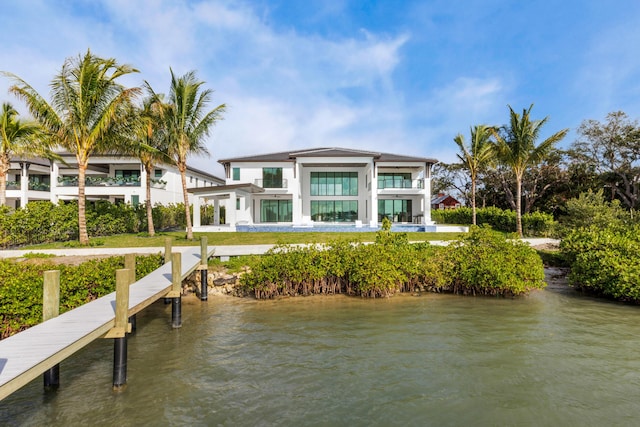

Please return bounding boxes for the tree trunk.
[0,153,10,207]
[180,164,193,240]
[471,175,477,226]
[78,161,89,245]
[145,164,155,236]
[515,174,523,238]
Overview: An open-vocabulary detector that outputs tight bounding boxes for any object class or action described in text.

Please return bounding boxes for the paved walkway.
[0,238,560,259]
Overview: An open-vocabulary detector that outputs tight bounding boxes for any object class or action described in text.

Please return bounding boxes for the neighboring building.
[188,147,437,231]
[431,193,461,210]
[3,153,224,209]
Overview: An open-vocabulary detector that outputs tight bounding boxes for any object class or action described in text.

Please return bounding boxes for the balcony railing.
[6,181,20,190]
[378,179,424,189]
[58,176,141,187]
[254,178,288,189]
[29,181,50,191]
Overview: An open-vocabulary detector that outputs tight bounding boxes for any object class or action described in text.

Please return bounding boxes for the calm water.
[3,277,640,426]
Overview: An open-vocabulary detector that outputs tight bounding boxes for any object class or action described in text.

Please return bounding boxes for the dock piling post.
[164,238,172,304]
[171,252,182,328]
[112,269,131,390]
[200,236,208,301]
[124,254,137,332]
[43,270,61,391]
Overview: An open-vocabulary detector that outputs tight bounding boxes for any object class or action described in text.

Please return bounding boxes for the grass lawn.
[23,231,467,249]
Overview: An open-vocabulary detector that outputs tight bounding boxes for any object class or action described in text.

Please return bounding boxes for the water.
[3,277,640,426]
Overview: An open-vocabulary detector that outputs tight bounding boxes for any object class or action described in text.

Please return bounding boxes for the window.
[154,169,163,178]
[115,170,140,179]
[232,167,240,181]
[378,173,411,189]
[378,199,412,222]
[262,168,283,188]
[260,199,292,222]
[236,197,241,210]
[131,195,140,207]
[310,172,358,196]
[311,200,358,222]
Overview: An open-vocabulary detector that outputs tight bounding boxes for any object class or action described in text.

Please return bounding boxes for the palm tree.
[156,69,225,240]
[4,50,140,244]
[127,90,169,236]
[493,104,568,237]
[0,103,44,206]
[453,125,495,225]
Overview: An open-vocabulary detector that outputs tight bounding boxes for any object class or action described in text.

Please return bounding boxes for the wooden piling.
[200,236,208,301]
[124,254,137,332]
[164,239,172,304]
[109,269,131,390]
[169,252,182,328]
[43,270,60,391]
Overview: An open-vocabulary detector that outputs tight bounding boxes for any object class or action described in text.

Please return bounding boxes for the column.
[291,162,301,224]
[227,191,237,227]
[423,163,432,224]
[369,163,378,227]
[213,198,220,225]
[49,160,59,204]
[192,194,201,227]
[20,162,29,207]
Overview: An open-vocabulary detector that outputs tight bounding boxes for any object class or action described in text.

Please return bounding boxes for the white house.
[188,147,438,231]
[3,153,224,209]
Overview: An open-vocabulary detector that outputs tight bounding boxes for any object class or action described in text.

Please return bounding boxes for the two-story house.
[4,153,224,209]
[188,147,437,231]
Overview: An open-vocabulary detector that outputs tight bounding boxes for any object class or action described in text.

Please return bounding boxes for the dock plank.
[0,246,213,400]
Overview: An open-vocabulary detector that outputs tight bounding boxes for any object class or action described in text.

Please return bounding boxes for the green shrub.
[556,190,631,237]
[561,225,640,301]
[241,226,545,299]
[432,206,555,236]
[0,254,163,338]
[443,227,546,295]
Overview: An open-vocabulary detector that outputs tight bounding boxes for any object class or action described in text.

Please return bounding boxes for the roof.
[431,194,460,204]
[187,183,265,195]
[218,147,437,164]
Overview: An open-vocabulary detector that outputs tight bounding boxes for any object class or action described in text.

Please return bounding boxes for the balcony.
[58,176,141,187]
[254,178,288,189]
[378,179,424,190]
[29,180,50,191]
[6,181,20,190]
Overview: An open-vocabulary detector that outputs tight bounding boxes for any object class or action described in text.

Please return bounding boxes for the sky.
[1,0,640,176]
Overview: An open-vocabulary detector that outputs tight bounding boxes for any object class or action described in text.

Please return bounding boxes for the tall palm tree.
[493,104,568,237]
[453,125,495,225]
[127,90,169,236]
[157,69,225,240]
[0,103,43,206]
[4,50,140,244]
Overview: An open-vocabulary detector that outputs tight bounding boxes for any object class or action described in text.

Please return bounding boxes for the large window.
[261,199,292,222]
[310,172,358,196]
[262,168,283,188]
[311,200,358,222]
[378,173,411,189]
[378,199,412,222]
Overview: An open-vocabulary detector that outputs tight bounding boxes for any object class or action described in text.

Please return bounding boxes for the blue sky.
[2,0,640,175]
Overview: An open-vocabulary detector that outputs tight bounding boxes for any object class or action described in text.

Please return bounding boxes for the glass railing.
[58,176,141,187]
[378,179,424,189]
[6,181,20,190]
[254,178,288,189]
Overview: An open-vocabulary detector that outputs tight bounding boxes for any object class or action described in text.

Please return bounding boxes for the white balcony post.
[193,194,201,227]
[50,161,59,203]
[20,162,29,207]
[227,191,237,227]
[213,198,220,225]
[369,163,378,227]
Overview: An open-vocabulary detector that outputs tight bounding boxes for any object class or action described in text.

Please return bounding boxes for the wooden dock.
[0,245,214,400]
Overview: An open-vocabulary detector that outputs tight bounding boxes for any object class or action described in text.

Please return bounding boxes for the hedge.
[241,226,546,299]
[431,206,555,236]
[0,253,164,339]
